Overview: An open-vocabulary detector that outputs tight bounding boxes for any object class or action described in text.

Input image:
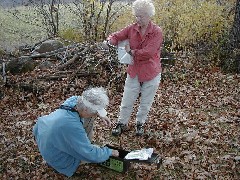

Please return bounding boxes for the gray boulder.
[6,57,39,75]
[37,60,54,70]
[34,40,64,53]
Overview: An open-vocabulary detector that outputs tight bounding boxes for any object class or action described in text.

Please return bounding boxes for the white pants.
[118,73,161,124]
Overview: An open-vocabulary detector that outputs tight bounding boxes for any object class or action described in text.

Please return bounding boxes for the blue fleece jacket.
[33,96,112,177]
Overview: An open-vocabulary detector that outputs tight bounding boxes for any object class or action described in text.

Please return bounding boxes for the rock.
[0,89,3,99]
[34,40,64,53]
[37,60,54,70]
[6,58,39,74]
[0,77,4,85]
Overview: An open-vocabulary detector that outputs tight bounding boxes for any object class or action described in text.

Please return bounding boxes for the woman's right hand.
[102,40,109,50]
[111,150,119,157]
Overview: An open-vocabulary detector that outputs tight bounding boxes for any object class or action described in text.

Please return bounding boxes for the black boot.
[112,123,127,136]
[136,122,144,136]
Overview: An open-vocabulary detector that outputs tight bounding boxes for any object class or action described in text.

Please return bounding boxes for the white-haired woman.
[106,0,163,136]
[33,87,119,177]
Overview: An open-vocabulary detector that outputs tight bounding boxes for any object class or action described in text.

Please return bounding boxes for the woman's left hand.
[100,116,112,127]
[125,44,131,53]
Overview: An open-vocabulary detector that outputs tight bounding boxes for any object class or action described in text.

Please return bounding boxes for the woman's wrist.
[128,49,133,56]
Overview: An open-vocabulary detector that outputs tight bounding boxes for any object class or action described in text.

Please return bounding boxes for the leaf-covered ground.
[0,54,239,179]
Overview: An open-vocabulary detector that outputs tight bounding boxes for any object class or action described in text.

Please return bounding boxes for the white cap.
[81,87,109,117]
[96,109,107,117]
[82,96,107,117]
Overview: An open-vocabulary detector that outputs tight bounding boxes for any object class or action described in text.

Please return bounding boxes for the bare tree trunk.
[231,0,240,72]
[231,0,240,48]
[36,0,61,37]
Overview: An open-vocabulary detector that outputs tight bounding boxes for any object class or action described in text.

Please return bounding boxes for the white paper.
[124,148,153,160]
[118,40,133,65]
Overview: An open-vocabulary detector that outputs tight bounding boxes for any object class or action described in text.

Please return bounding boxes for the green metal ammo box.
[99,145,162,173]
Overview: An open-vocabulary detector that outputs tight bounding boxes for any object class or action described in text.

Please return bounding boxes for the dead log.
[57,54,80,70]
[2,62,6,84]
[20,46,68,59]
[38,72,99,80]
[57,46,90,70]
[5,82,48,94]
[19,43,82,59]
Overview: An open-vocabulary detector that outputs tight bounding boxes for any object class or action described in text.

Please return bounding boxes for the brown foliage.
[0,45,239,179]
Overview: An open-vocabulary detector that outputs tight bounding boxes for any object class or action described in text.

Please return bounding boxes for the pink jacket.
[108,21,163,82]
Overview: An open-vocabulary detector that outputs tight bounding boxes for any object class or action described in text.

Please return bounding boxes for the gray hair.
[132,0,155,17]
[76,87,109,114]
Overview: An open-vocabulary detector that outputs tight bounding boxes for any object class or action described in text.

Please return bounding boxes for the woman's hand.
[125,44,131,53]
[100,116,112,127]
[111,150,119,157]
[125,44,134,56]
[102,40,109,50]
[102,39,114,50]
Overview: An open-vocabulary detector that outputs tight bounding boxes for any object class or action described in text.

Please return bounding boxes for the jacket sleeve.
[107,25,131,46]
[135,27,163,62]
[56,119,112,163]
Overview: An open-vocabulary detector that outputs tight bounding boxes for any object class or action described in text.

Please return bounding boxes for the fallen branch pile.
[1,39,126,95]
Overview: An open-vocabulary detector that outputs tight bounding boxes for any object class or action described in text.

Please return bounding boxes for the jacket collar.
[133,21,154,35]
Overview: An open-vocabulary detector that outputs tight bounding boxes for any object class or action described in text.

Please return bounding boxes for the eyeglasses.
[135,15,145,19]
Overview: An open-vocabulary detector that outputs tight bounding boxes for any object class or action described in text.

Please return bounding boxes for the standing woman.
[106,0,163,136]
